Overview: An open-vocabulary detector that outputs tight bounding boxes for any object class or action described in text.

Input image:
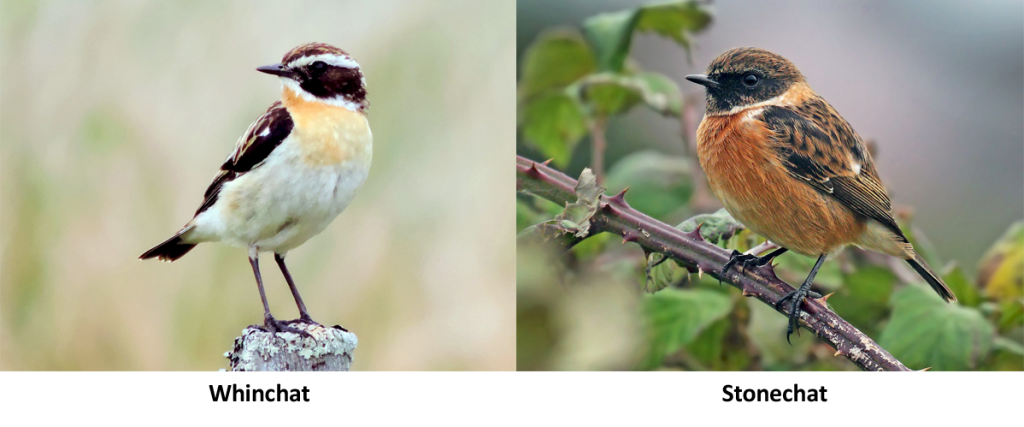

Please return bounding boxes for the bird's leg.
[249,249,273,325]
[720,247,789,285]
[274,253,317,324]
[248,248,311,339]
[776,253,827,344]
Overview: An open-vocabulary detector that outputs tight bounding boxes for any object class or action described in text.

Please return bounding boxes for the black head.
[257,42,368,112]
[685,47,804,116]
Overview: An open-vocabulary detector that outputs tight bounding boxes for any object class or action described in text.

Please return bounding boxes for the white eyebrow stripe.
[285,53,360,69]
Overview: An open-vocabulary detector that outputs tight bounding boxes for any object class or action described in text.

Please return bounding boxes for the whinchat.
[141,43,372,335]
[686,47,954,342]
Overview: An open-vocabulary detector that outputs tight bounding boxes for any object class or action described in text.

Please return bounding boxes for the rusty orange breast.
[696,111,863,256]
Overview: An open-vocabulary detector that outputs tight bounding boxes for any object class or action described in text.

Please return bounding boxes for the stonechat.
[141,43,372,335]
[685,47,955,342]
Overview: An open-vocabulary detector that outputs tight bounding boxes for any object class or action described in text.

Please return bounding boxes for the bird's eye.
[310,61,328,73]
[742,73,759,87]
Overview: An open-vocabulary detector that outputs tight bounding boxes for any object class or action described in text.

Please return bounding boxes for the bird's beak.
[685,74,719,89]
[256,63,296,79]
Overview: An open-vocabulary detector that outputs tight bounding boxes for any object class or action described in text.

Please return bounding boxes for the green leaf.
[828,266,896,335]
[520,92,588,167]
[581,9,638,73]
[634,1,713,49]
[582,77,642,116]
[634,72,683,116]
[942,264,980,308]
[977,220,1023,302]
[578,72,683,117]
[582,0,713,72]
[518,29,596,101]
[643,252,687,294]
[879,285,994,371]
[553,168,605,238]
[641,288,732,369]
[605,151,694,221]
[675,208,742,245]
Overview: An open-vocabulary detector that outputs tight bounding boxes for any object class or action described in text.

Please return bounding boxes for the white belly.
[192,138,371,253]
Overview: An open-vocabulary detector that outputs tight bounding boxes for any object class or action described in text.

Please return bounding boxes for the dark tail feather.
[140,230,196,262]
[906,254,956,302]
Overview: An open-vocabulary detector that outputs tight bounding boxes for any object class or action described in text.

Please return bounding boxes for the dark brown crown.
[706,47,803,82]
[282,43,351,67]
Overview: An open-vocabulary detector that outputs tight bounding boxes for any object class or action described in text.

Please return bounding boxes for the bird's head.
[686,47,804,116]
[257,42,368,112]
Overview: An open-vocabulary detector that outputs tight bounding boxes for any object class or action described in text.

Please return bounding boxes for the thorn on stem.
[541,158,553,166]
[814,292,835,305]
[526,163,543,178]
[684,222,705,242]
[622,231,639,244]
[608,187,630,208]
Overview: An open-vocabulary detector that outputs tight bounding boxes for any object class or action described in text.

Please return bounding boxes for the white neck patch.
[280,78,364,112]
[708,90,795,117]
[285,53,360,70]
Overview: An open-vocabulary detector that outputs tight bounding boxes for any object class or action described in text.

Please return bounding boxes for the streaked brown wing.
[194,101,293,215]
[761,103,906,241]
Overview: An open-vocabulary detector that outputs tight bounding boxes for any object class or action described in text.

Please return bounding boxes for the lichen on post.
[225,322,357,371]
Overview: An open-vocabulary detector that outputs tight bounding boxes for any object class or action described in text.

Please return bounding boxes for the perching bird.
[140,43,372,335]
[685,47,955,342]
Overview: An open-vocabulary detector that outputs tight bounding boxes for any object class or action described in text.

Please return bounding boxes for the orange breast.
[696,112,863,256]
[282,87,371,167]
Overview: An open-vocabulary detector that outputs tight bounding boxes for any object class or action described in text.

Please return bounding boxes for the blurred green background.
[1,0,515,370]
[516,0,1023,371]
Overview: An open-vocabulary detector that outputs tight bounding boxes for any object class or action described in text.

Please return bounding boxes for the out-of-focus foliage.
[517,0,711,167]
[519,92,589,166]
[582,0,712,71]
[516,1,1023,371]
[640,288,731,369]
[880,284,994,371]
[977,221,1023,301]
[2,0,515,371]
[605,150,693,220]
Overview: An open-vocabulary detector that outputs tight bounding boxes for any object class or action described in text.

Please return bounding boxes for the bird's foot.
[776,288,823,344]
[296,313,319,325]
[720,250,776,284]
[263,315,314,340]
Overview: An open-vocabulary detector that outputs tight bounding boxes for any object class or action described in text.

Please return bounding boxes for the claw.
[263,316,316,342]
[780,287,813,345]
[721,250,780,285]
